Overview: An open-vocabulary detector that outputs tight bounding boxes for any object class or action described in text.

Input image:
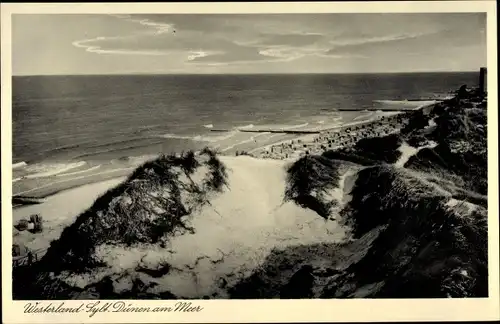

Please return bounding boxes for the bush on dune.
[281,92,488,299]
[401,109,431,136]
[322,150,376,166]
[405,144,487,195]
[403,97,487,195]
[322,165,488,298]
[353,133,403,163]
[384,206,488,298]
[284,155,341,219]
[322,133,402,166]
[33,148,228,279]
[340,166,448,238]
[366,202,488,298]
[201,148,229,192]
[431,107,486,150]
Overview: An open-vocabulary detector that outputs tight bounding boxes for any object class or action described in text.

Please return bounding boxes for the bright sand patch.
[395,141,438,168]
[13,177,126,254]
[62,156,349,298]
[395,143,420,167]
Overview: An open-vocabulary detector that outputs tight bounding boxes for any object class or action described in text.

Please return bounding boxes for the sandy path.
[395,141,438,168]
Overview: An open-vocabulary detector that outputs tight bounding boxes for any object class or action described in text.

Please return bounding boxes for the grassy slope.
[322,133,403,166]
[13,148,229,299]
[283,155,342,219]
[322,166,487,298]
[258,88,488,298]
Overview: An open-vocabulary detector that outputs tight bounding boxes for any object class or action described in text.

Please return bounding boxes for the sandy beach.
[13,177,126,257]
[250,109,413,159]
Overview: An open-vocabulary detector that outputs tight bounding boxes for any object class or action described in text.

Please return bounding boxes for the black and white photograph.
[4,3,497,310]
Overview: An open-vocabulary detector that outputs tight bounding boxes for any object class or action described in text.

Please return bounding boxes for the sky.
[12,13,487,75]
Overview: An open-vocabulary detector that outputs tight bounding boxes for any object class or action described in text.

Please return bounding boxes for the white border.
[2,2,499,323]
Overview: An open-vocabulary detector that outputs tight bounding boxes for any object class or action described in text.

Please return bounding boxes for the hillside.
[13,86,488,299]
[290,86,488,298]
[230,86,488,298]
[14,150,350,299]
[15,149,231,299]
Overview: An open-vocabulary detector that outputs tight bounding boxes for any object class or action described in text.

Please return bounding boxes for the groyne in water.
[336,109,406,111]
[211,129,321,134]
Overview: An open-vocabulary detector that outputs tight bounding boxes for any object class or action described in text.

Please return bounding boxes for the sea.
[12,72,479,197]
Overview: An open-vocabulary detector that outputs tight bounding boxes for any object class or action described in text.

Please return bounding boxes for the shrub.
[322,150,376,166]
[284,155,340,219]
[39,149,229,275]
[401,110,430,135]
[324,165,487,298]
[352,133,402,163]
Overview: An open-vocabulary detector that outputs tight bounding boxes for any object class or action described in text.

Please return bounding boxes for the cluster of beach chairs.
[257,113,410,160]
[13,214,45,268]
[14,214,43,233]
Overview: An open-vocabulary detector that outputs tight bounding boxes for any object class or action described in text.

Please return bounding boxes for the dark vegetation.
[283,155,341,219]
[228,227,383,299]
[43,148,227,273]
[322,133,403,166]
[405,144,487,195]
[321,166,487,298]
[400,109,430,136]
[235,150,253,157]
[272,85,488,298]
[13,148,229,300]
[236,163,487,299]
[405,90,487,195]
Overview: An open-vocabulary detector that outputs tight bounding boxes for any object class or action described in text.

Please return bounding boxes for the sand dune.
[55,156,348,298]
[156,156,347,297]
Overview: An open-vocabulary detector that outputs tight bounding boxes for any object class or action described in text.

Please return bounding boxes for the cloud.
[72,31,286,64]
[72,15,330,64]
[109,14,174,34]
[256,32,325,47]
[72,37,168,55]
[71,14,486,67]
[324,30,445,57]
[324,23,486,58]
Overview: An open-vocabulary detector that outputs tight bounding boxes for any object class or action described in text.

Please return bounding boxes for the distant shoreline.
[11,102,437,206]
[12,169,132,206]
[13,71,480,78]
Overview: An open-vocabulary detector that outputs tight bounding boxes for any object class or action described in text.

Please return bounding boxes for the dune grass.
[322,133,403,166]
[14,148,229,299]
[283,155,341,219]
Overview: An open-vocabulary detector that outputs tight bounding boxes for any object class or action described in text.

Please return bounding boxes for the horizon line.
[12,70,483,77]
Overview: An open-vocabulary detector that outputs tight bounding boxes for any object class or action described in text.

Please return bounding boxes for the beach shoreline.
[12,177,127,260]
[11,104,437,204]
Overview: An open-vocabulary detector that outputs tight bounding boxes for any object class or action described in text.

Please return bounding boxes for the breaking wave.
[13,161,27,169]
[14,161,88,180]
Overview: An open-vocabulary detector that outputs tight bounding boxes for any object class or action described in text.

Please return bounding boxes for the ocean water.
[12,72,478,195]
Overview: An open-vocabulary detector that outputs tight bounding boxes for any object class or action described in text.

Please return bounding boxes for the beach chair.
[14,219,29,231]
[12,243,30,267]
[29,214,43,233]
